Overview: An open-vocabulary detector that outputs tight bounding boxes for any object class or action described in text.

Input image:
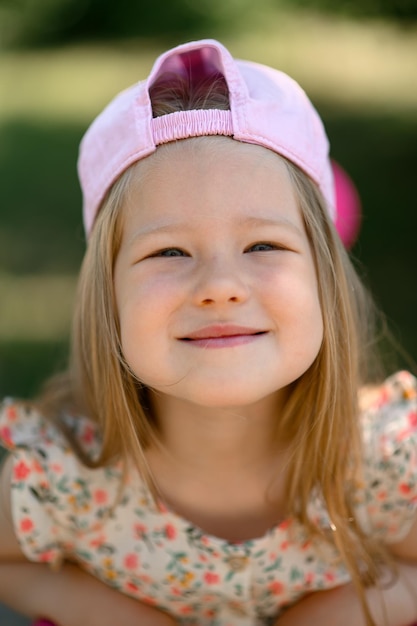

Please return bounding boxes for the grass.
[1,12,416,122]
[0,339,69,399]
[0,273,76,340]
[0,9,416,397]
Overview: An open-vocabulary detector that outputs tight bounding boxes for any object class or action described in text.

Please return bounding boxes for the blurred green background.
[0,0,416,399]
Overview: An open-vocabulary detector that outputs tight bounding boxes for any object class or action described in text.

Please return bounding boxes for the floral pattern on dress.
[0,371,416,626]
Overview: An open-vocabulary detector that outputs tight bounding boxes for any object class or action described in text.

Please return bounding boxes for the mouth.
[180,325,268,348]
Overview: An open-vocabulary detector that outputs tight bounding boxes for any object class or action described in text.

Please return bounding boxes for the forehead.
[133,135,289,179]
[121,137,302,226]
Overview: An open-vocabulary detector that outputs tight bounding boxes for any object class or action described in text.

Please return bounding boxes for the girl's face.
[114,138,323,411]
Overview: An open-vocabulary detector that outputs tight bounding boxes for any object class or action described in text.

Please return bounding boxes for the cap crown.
[78,39,334,235]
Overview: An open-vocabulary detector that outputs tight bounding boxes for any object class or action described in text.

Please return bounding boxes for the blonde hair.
[279,163,389,623]
[37,71,391,624]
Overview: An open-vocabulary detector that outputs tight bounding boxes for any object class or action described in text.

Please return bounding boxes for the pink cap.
[78,38,335,236]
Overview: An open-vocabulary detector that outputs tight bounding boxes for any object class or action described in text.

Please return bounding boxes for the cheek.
[266,265,321,312]
[116,273,182,343]
[117,270,173,310]
[269,271,323,342]
[297,283,323,337]
[117,295,160,381]
[300,289,323,357]
[293,296,323,350]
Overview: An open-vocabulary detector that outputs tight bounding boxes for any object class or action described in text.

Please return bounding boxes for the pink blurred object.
[30,615,417,626]
[29,617,417,626]
[332,159,362,249]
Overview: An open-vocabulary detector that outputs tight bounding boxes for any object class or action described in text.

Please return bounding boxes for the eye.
[151,247,188,258]
[245,242,282,253]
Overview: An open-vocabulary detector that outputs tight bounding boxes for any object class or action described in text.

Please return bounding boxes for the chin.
[182,385,280,410]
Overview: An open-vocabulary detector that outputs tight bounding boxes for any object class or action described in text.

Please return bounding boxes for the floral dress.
[0,371,417,626]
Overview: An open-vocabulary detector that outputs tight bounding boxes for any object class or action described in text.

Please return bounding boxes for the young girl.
[0,38,416,626]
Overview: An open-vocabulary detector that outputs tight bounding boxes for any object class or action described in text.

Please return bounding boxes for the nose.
[191,255,250,307]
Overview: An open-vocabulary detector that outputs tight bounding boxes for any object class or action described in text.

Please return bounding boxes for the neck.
[146,392,291,540]
[148,391,288,473]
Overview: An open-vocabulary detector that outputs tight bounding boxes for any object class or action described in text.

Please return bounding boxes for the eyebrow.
[239,216,303,235]
[126,215,303,247]
[126,222,188,248]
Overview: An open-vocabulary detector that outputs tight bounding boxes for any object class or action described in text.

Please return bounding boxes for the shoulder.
[0,399,124,565]
[0,396,123,490]
[0,398,101,458]
[360,370,417,461]
[357,371,417,542]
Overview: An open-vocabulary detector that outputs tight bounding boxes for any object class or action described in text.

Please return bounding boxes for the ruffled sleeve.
[357,371,417,542]
[0,399,122,568]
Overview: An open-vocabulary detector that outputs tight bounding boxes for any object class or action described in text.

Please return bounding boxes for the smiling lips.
[180,325,267,348]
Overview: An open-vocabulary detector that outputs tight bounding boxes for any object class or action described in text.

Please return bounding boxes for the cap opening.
[149,46,230,117]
